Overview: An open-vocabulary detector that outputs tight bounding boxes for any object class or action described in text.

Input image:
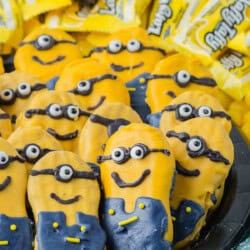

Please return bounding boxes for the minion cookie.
[98,123,175,249]
[55,58,130,111]
[14,28,82,83]
[0,137,32,249]
[160,90,232,135]
[78,102,142,167]
[15,90,90,153]
[165,118,234,249]
[7,126,63,171]
[0,70,47,124]
[28,150,106,250]
[146,53,218,114]
[88,27,167,83]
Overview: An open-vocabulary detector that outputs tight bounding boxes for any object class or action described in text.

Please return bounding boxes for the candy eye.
[108,40,122,53]
[77,80,91,93]
[130,145,146,159]
[178,104,193,118]
[175,70,191,86]
[111,147,126,163]
[66,105,80,120]
[0,89,15,102]
[187,138,203,152]
[17,82,31,97]
[36,35,54,50]
[197,106,212,117]
[127,39,141,52]
[0,151,9,166]
[25,144,40,160]
[48,104,63,118]
[58,165,74,181]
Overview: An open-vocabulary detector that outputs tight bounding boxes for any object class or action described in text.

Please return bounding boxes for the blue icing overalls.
[0,214,33,250]
[37,211,106,250]
[171,200,205,244]
[102,197,172,250]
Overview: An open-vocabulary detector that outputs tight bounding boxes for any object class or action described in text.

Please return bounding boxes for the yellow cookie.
[55,58,130,112]
[78,102,142,165]
[165,117,234,249]
[160,90,232,135]
[7,126,63,171]
[98,123,175,248]
[89,27,167,83]
[14,28,82,82]
[146,53,218,113]
[15,90,90,153]
[0,108,12,139]
[0,70,47,124]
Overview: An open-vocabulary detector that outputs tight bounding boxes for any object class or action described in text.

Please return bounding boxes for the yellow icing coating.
[28,150,101,225]
[0,108,12,139]
[14,28,82,82]
[100,123,175,242]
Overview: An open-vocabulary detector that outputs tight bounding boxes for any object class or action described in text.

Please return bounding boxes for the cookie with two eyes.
[145,53,218,114]
[0,70,47,124]
[55,58,130,112]
[7,126,63,171]
[28,150,106,250]
[14,28,82,82]
[15,90,90,153]
[98,123,175,249]
[165,117,234,249]
[160,90,232,135]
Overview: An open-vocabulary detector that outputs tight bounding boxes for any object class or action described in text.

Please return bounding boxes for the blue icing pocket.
[102,197,172,250]
[46,76,59,90]
[37,211,106,250]
[146,112,162,128]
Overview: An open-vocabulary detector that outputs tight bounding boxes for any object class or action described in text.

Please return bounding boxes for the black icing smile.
[47,128,78,140]
[32,55,65,65]
[110,62,144,72]
[50,192,81,204]
[111,169,151,188]
[0,176,11,191]
[87,96,106,111]
[176,161,200,177]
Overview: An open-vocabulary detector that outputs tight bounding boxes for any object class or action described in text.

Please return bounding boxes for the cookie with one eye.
[88,27,167,83]
[15,90,90,153]
[0,70,47,124]
[160,90,232,135]
[146,53,218,113]
[78,102,142,166]
[8,126,63,171]
[98,123,175,249]
[28,150,106,250]
[165,117,234,249]
[14,28,82,82]
[55,58,130,112]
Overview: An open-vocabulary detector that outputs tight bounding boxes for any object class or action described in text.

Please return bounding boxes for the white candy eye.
[25,144,40,160]
[108,40,122,53]
[0,151,9,165]
[48,104,63,118]
[178,104,193,118]
[77,80,91,93]
[66,105,80,120]
[175,70,191,85]
[0,89,15,101]
[36,35,54,50]
[130,145,145,159]
[58,165,74,181]
[127,39,141,52]
[17,82,31,97]
[111,148,126,163]
[197,106,212,117]
[187,138,203,152]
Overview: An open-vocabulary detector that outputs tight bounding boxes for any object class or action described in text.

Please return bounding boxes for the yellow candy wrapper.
[44,0,151,32]
[17,0,72,21]
[209,48,250,101]
[0,0,23,48]
[174,0,250,64]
